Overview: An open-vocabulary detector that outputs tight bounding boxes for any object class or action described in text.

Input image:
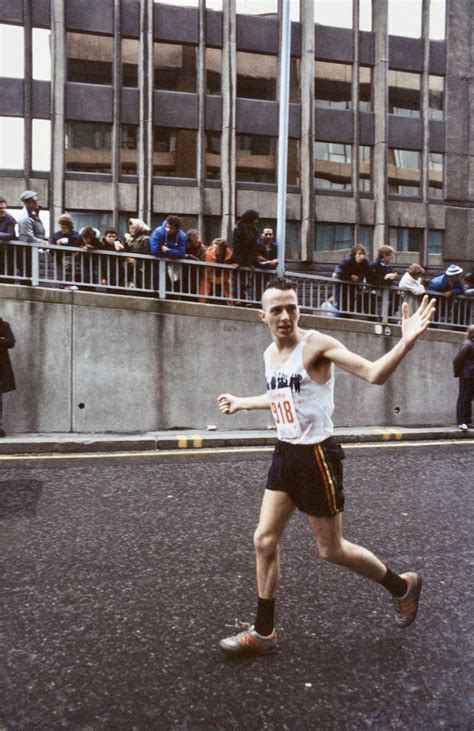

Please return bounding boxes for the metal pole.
[276,0,291,278]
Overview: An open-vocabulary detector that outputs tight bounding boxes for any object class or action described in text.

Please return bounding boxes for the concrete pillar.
[138,0,154,224]
[352,0,361,246]
[372,0,388,250]
[300,0,315,261]
[420,0,430,267]
[221,0,236,241]
[111,0,122,231]
[50,0,66,234]
[23,0,32,188]
[197,0,207,236]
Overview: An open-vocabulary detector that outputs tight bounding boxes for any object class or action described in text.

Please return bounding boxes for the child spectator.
[123,218,151,289]
[79,227,101,288]
[399,264,426,313]
[100,228,125,288]
[53,214,83,290]
[199,237,234,305]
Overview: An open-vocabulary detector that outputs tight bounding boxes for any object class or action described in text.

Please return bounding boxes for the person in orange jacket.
[199,237,234,305]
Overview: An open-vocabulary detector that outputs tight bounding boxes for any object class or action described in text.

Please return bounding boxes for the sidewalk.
[0,425,470,455]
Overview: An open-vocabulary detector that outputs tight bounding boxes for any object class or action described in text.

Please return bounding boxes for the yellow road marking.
[0,440,471,462]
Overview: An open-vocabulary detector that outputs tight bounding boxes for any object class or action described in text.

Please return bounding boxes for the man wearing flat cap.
[17,190,48,283]
[428,264,466,299]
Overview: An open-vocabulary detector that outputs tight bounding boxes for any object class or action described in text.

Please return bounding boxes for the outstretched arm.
[320,295,436,385]
[217,392,270,414]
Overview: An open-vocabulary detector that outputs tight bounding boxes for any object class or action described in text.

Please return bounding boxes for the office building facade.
[0,0,472,271]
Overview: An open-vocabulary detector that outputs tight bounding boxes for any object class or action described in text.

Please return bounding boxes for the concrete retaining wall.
[0,284,464,433]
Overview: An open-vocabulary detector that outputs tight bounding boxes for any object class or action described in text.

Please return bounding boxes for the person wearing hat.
[17,190,48,284]
[428,264,466,299]
[0,317,16,437]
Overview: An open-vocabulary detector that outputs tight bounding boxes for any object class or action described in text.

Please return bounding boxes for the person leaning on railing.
[0,196,17,282]
[53,213,83,290]
[366,245,400,318]
[333,244,371,316]
[123,218,151,290]
[398,264,426,315]
[100,228,125,289]
[199,237,234,306]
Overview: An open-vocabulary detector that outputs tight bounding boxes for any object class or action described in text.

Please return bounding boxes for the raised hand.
[401,295,436,348]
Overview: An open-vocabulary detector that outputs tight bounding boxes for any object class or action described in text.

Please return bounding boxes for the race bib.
[269,387,302,440]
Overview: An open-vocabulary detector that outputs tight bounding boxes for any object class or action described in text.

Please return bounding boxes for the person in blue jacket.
[150,215,187,259]
[428,264,465,298]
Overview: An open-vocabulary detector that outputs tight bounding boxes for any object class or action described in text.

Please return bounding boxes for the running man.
[217,277,436,655]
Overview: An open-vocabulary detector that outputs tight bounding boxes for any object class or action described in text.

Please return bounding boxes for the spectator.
[463,272,474,297]
[17,190,48,284]
[453,324,474,431]
[100,228,125,289]
[53,214,82,289]
[257,228,278,270]
[333,244,371,315]
[124,218,151,289]
[79,227,101,289]
[367,245,399,287]
[0,196,17,281]
[367,245,400,319]
[0,317,16,437]
[318,295,339,318]
[428,264,465,299]
[399,263,426,314]
[231,209,260,304]
[184,229,206,299]
[150,215,187,294]
[185,229,206,261]
[199,237,234,306]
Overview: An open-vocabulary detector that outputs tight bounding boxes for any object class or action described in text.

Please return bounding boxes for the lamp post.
[276,0,291,278]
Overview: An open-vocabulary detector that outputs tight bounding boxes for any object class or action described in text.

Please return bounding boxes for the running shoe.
[393,572,422,628]
[457,423,469,431]
[219,625,278,655]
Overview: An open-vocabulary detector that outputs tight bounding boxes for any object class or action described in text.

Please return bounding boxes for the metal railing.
[0,241,471,329]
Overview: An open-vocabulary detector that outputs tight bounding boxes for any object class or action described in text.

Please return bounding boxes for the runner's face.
[260,288,300,339]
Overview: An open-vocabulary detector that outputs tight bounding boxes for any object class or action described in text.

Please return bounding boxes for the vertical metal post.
[221,0,236,241]
[300,0,315,262]
[197,0,207,237]
[111,0,122,231]
[421,0,430,268]
[138,0,153,223]
[50,0,66,238]
[352,0,361,246]
[23,0,33,188]
[276,0,291,278]
[373,0,388,251]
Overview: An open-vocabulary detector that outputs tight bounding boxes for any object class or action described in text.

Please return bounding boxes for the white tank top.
[264,330,334,445]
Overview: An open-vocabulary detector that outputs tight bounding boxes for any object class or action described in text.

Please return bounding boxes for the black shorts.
[265,437,345,517]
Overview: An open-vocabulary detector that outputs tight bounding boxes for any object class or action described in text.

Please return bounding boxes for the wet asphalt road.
[0,442,472,731]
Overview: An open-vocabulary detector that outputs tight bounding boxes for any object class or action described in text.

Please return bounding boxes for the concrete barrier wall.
[0,284,465,433]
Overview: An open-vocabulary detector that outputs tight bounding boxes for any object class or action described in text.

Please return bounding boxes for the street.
[0,442,472,730]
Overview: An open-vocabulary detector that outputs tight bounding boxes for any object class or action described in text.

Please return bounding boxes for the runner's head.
[260,277,300,337]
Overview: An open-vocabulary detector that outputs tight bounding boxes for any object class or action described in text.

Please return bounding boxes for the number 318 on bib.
[271,400,295,424]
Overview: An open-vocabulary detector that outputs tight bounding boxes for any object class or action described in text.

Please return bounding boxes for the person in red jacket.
[199,238,234,305]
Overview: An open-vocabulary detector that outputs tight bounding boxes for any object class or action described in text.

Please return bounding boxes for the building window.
[0,117,24,169]
[71,211,113,234]
[429,75,444,120]
[358,226,373,252]
[428,229,444,254]
[388,0,422,37]
[428,152,443,198]
[204,216,221,246]
[359,0,372,31]
[65,121,112,173]
[121,125,138,175]
[389,227,424,253]
[236,134,276,183]
[237,51,277,101]
[315,61,352,110]
[0,24,24,78]
[153,127,197,178]
[290,58,301,104]
[387,148,421,196]
[67,33,113,85]
[206,131,221,180]
[154,42,197,92]
[288,138,300,186]
[388,70,421,117]
[315,223,353,252]
[429,0,446,40]
[237,0,278,14]
[206,48,221,95]
[359,145,372,192]
[314,142,352,190]
[33,29,51,81]
[314,0,353,28]
[359,66,372,111]
[122,38,139,88]
[32,119,51,172]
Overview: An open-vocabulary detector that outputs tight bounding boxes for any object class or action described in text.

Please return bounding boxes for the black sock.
[379,568,408,597]
[254,597,275,636]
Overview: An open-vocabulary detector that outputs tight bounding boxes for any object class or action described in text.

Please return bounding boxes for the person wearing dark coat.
[0,318,16,437]
[453,324,474,431]
[333,244,371,316]
[231,209,260,304]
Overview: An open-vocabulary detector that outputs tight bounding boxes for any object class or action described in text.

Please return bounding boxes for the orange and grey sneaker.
[219,625,278,656]
[392,572,422,628]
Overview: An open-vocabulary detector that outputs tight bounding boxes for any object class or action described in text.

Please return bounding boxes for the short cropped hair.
[378,245,395,258]
[167,215,182,230]
[263,276,297,294]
